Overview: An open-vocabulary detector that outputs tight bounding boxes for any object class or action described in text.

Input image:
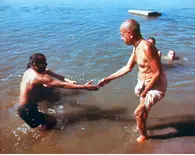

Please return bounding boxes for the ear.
[129,31,133,38]
[32,62,36,67]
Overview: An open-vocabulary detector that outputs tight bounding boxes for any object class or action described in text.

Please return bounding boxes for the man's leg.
[134,98,148,142]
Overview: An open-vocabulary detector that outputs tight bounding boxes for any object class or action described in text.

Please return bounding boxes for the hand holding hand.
[98,78,111,87]
[84,80,99,91]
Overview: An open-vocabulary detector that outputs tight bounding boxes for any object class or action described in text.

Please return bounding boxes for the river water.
[0,0,195,153]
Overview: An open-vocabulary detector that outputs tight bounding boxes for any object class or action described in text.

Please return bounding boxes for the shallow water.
[1,0,195,153]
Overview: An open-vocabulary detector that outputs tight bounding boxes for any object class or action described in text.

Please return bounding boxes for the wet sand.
[1,87,195,154]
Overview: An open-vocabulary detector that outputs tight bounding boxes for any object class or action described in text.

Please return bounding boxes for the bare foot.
[136,135,148,143]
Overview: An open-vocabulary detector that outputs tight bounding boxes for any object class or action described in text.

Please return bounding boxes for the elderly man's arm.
[98,51,136,87]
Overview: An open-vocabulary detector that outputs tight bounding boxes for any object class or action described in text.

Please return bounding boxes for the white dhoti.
[134,72,167,111]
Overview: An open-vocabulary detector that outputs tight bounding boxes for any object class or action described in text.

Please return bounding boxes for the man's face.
[120,27,133,45]
[168,50,175,60]
[34,56,48,73]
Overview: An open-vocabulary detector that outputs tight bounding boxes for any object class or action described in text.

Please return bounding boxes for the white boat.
[128,10,162,17]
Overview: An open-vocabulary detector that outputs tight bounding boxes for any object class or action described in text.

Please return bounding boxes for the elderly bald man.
[98,19,167,142]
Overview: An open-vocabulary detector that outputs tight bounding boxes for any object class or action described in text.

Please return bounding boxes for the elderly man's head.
[120,19,141,45]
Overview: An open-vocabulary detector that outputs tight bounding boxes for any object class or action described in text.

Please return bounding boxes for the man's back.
[19,68,42,106]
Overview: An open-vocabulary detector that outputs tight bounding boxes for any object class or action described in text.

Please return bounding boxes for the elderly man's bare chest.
[135,48,149,68]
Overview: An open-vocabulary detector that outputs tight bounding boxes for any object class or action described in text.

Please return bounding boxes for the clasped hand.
[83,77,111,91]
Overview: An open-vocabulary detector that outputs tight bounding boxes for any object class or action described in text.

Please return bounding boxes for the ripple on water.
[0,3,195,153]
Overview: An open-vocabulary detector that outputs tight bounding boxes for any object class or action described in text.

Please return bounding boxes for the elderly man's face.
[120,27,133,45]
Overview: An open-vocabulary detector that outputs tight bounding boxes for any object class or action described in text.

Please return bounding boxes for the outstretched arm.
[37,74,98,90]
[45,69,78,84]
[98,51,136,87]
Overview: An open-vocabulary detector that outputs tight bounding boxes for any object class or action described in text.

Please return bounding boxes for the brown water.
[1,0,195,153]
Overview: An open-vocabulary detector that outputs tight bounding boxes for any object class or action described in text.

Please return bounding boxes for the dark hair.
[148,37,156,45]
[26,53,46,70]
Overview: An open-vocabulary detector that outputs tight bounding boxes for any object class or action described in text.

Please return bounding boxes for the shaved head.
[120,19,142,45]
[120,19,141,35]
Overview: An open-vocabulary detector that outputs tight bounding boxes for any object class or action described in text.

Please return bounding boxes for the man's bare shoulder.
[36,72,52,84]
[142,40,153,50]
[142,40,158,56]
[22,69,50,85]
[22,69,36,80]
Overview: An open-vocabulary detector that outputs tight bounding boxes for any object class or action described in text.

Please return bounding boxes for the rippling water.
[1,0,195,153]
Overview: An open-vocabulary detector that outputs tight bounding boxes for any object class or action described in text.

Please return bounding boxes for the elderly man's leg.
[134,98,148,142]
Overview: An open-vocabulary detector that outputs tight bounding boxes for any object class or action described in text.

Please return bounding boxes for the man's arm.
[45,69,78,84]
[98,51,136,87]
[37,74,98,90]
[140,42,162,97]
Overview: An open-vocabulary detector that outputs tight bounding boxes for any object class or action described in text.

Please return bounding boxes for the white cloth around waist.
[134,73,167,111]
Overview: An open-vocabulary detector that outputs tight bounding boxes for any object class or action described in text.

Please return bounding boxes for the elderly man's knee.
[134,107,146,118]
[134,110,142,118]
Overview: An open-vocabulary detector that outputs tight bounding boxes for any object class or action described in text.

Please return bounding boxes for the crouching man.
[18,53,98,129]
